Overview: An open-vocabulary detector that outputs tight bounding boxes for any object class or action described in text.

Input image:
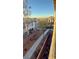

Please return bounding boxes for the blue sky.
[27,0,54,17]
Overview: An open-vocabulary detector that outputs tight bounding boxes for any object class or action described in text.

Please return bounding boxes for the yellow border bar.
[48,0,56,59]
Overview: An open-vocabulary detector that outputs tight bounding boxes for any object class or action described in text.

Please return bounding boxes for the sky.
[25,0,54,17]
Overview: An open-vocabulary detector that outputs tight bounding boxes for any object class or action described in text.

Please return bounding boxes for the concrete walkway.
[23,29,50,59]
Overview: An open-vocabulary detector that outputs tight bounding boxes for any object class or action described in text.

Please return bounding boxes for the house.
[23,18,39,35]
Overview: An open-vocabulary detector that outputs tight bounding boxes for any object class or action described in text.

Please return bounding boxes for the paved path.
[23,29,50,59]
